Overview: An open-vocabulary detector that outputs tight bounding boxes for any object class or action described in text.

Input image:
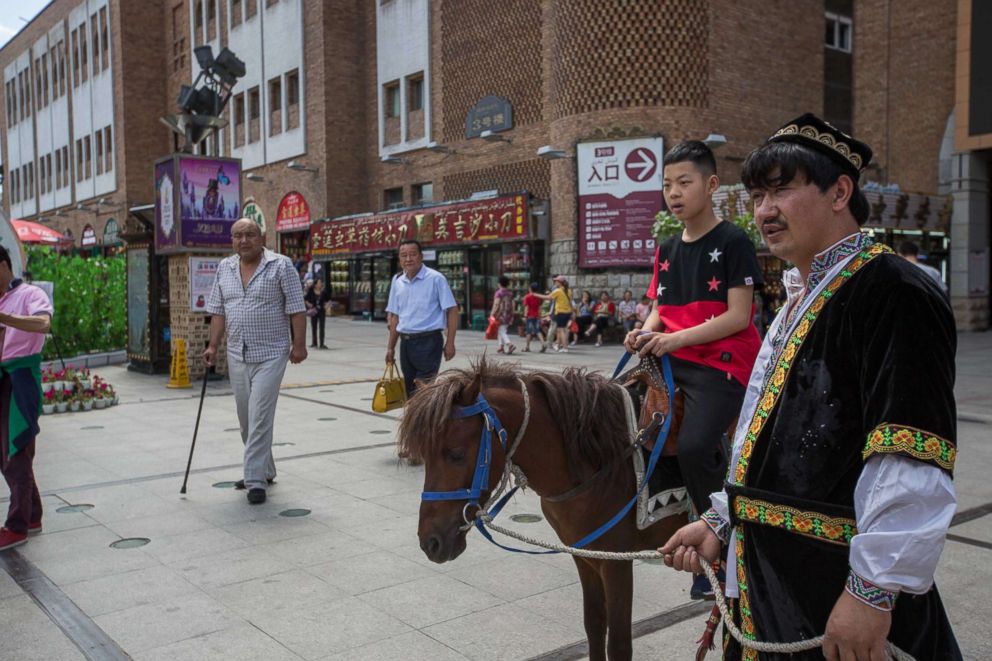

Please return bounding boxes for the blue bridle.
[421,394,509,519]
[420,353,676,555]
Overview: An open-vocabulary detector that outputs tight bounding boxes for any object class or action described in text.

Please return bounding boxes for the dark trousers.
[310,313,326,347]
[589,317,609,341]
[399,332,444,395]
[0,375,41,534]
[669,356,745,515]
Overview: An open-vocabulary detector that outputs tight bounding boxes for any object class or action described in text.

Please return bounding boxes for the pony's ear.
[458,363,483,406]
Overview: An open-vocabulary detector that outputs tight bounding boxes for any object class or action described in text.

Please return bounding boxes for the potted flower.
[41,367,55,394]
[69,393,81,413]
[76,368,92,390]
[105,383,118,406]
[42,390,56,415]
[52,369,66,394]
[80,391,94,411]
[54,391,68,414]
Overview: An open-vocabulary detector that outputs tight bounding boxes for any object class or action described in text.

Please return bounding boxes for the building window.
[207,0,217,41]
[266,0,278,7]
[58,47,66,96]
[194,1,204,45]
[100,8,109,71]
[825,13,852,53]
[384,187,404,209]
[286,69,299,130]
[104,126,113,172]
[407,73,423,112]
[46,154,53,193]
[27,163,34,199]
[233,92,245,146]
[80,24,88,83]
[84,135,91,179]
[39,155,47,194]
[56,150,63,189]
[412,182,433,205]
[268,76,282,136]
[35,58,42,111]
[384,81,400,118]
[245,0,257,20]
[11,169,17,204]
[71,30,79,88]
[91,13,101,75]
[232,0,242,27]
[96,131,104,175]
[41,54,50,107]
[248,86,260,143]
[171,4,186,72]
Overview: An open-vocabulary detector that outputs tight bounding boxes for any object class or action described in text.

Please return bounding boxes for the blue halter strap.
[421,394,508,510]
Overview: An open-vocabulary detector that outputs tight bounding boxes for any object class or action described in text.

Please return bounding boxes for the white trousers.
[227,352,288,490]
[497,324,512,348]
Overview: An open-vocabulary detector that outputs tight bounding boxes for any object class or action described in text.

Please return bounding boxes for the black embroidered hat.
[767,113,872,181]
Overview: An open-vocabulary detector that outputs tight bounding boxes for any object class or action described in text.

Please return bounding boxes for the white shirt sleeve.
[849,454,956,594]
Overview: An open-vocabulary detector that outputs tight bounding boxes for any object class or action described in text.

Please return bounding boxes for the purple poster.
[177,156,241,248]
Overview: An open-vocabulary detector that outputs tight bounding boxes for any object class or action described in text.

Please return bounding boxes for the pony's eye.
[444,447,467,464]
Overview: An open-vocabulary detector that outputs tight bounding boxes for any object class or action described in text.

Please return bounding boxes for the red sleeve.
[645,244,660,299]
[608,302,616,315]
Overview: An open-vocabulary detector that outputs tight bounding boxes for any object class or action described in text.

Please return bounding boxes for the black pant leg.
[309,315,318,345]
[670,357,745,514]
[317,315,326,346]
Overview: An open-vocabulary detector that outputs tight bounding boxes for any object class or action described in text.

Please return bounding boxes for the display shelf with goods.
[372,256,394,321]
[500,243,544,321]
[279,231,310,263]
[437,249,468,327]
[328,259,350,302]
[350,259,372,314]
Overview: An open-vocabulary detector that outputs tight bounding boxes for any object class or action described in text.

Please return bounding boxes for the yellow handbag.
[372,362,407,412]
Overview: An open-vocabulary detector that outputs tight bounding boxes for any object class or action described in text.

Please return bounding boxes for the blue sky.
[0,0,52,50]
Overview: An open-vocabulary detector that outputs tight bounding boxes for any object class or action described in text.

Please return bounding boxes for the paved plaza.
[1,320,990,660]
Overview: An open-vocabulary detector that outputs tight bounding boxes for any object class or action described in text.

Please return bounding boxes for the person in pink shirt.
[0,245,53,552]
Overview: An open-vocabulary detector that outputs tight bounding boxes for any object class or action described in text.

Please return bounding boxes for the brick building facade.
[3,0,985,339]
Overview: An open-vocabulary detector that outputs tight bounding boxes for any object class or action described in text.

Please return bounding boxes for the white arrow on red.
[625,148,657,182]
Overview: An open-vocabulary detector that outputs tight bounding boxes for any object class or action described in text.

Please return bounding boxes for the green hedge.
[25,247,126,360]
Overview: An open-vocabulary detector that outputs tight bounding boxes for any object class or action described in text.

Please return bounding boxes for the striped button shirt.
[206,248,306,362]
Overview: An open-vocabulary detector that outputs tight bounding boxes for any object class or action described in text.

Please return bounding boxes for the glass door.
[372,255,395,321]
[437,249,467,328]
[350,258,372,316]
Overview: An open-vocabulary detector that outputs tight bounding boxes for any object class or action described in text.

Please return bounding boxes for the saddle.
[614,354,689,529]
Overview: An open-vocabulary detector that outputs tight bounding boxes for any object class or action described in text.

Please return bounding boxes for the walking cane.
[180,368,210,494]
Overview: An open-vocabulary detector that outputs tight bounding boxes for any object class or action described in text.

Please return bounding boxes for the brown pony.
[399,359,688,661]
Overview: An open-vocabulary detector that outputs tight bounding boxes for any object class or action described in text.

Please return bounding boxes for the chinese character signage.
[310,195,529,257]
[81,224,97,247]
[275,191,311,233]
[242,197,266,233]
[189,256,221,312]
[155,154,242,253]
[465,96,513,139]
[577,137,664,268]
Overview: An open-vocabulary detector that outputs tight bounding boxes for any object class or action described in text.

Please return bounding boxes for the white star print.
[708,248,722,263]
[656,285,666,298]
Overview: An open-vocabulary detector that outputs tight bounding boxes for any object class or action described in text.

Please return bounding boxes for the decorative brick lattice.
[439,0,543,142]
[551,0,710,119]
[443,159,551,202]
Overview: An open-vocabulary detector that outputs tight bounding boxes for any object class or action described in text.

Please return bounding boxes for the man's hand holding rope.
[659,520,722,573]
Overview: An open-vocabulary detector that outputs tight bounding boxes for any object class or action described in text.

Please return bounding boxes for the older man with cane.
[203,219,307,504]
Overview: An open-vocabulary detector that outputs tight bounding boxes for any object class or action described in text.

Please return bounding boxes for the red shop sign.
[276,191,311,233]
[310,195,529,257]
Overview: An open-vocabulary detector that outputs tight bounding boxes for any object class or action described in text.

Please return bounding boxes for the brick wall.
[168,253,228,378]
[854,0,957,192]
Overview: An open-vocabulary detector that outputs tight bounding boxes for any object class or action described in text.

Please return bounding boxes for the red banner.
[310,195,529,257]
[276,191,311,233]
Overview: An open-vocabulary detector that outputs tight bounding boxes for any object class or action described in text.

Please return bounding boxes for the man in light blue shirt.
[385,239,458,395]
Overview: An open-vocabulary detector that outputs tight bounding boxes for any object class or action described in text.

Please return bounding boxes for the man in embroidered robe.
[660,114,961,660]
[0,245,53,551]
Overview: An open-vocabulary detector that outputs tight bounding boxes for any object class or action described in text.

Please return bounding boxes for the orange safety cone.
[167,339,193,389]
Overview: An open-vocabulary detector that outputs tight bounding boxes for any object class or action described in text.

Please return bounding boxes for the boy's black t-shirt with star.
[645,221,764,385]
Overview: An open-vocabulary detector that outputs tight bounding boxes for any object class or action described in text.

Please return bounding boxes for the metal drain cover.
[319,389,335,393]
[279,509,311,518]
[110,538,150,549]
[360,397,373,401]
[510,513,543,524]
[212,481,238,489]
[57,504,94,513]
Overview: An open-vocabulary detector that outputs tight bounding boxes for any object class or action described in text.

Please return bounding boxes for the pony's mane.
[397,358,630,481]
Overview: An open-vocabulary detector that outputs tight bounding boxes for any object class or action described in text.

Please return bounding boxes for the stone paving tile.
[258,529,376,567]
[0,567,24,601]
[61,564,202,618]
[320,630,470,661]
[58,484,177,524]
[358,574,506,629]
[576,611,711,661]
[221,513,334,546]
[308,549,438,596]
[0,593,86,660]
[19,524,160,587]
[175,546,290,590]
[935,536,992,660]
[423,602,580,661]
[444,553,579,603]
[94,591,240,654]
[143,526,251,565]
[103,509,216,540]
[248,595,412,660]
[134,622,304,661]
[209,569,349,619]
